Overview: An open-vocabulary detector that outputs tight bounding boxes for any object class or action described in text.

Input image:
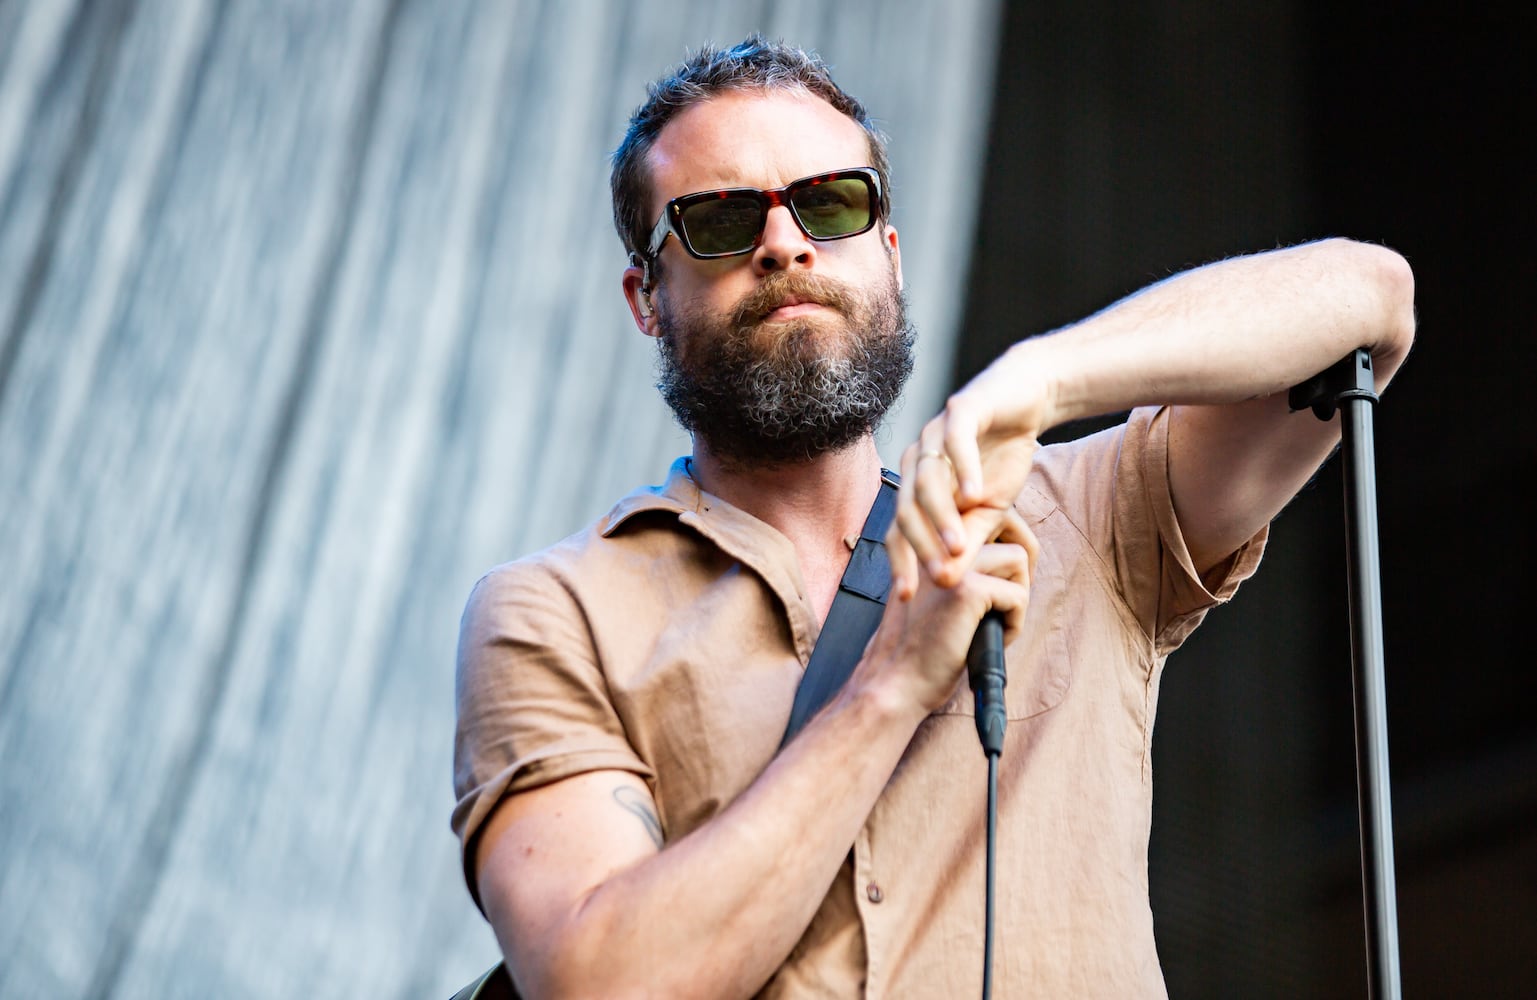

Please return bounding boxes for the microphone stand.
[1288,349,1402,1000]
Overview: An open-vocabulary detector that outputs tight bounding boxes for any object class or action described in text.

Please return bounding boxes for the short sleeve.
[1122,405,1268,653]
[450,560,654,912]
[1031,406,1269,657]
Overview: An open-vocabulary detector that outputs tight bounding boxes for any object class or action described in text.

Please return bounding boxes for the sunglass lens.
[679,195,765,255]
[791,177,873,239]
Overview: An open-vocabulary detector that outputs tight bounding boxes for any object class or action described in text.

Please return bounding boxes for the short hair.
[610,33,893,263]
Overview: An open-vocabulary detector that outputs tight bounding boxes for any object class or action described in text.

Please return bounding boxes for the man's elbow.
[487,894,660,1000]
[1338,238,1417,359]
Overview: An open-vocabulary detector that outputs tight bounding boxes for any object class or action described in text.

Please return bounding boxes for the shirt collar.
[597,457,700,536]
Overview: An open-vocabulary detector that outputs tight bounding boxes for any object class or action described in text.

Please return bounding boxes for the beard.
[654,267,915,468]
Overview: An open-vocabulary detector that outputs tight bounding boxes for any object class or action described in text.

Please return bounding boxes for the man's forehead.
[644,89,870,203]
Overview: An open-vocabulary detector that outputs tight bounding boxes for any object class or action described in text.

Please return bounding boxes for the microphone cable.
[967,610,1007,1000]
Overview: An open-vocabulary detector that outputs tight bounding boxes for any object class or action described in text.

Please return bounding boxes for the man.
[451,35,1415,998]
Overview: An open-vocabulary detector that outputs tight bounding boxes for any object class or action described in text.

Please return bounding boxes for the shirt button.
[866,882,884,904]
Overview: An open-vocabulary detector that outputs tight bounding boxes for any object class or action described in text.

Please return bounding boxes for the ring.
[917,449,953,469]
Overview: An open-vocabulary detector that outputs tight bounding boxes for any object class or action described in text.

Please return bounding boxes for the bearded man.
[451,34,1416,999]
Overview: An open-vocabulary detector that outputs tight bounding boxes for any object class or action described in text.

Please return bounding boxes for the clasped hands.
[886,361,1050,606]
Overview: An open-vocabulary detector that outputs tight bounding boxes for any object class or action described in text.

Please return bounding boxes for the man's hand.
[868,508,1038,714]
[888,361,1052,601]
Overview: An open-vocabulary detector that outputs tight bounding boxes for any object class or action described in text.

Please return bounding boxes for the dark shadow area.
[958,3,1536,994]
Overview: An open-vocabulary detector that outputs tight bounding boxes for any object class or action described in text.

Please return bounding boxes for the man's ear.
[884,224,903,291]
[621,264,660,337]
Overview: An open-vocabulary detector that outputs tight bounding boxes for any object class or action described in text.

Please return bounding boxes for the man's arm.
[475,536,1036,1000]
[890,237,1417,592]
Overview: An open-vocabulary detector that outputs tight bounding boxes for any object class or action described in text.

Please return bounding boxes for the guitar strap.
[778,470,901,749]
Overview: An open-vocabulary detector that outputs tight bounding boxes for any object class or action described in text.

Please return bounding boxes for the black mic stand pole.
[1288,349,1402,1000]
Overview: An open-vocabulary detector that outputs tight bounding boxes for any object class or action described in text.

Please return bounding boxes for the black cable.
[983,751,998,1000]
[968,610,1007,1000]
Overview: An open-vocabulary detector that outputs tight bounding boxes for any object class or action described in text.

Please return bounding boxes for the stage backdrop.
[0,1,1002,996]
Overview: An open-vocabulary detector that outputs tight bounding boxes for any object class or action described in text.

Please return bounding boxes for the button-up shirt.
[452,405,1267,997]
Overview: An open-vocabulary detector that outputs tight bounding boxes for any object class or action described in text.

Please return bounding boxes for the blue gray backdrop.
[0,1,1000,997]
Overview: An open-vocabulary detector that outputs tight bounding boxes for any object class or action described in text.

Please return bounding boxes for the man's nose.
[751,205,816,274]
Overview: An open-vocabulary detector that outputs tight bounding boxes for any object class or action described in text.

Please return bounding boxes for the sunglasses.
[645,167,883,261]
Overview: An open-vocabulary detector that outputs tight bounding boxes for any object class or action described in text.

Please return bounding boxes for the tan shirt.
[452,405,1267,997]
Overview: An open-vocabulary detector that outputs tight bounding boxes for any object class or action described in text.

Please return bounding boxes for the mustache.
[728,271,858,330]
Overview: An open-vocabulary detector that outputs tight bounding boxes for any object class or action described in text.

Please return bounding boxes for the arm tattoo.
[612,786,664,848]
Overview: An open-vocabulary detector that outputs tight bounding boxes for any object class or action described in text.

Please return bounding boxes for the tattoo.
[612,786,664,848]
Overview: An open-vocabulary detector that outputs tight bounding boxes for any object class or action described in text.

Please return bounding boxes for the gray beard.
[654,270,914,468]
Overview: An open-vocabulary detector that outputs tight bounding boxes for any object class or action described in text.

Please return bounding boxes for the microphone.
[967,610,1007,756]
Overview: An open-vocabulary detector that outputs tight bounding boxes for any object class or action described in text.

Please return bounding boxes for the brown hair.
[610,33,892,264]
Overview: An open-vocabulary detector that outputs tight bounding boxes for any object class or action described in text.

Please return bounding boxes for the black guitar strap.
[779,470,901,749]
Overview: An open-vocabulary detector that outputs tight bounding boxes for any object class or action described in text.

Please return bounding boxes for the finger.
[1013,510,1042,585]
[970,539,1032,588]
[991,505,1041,581]
[895,488,957,586]
[913,440,965,558]
[941,395,985,505]
[912,498,1013,595]
[908,414,965,557]
[968,530,1036,641]
[885,522,919,602]
[895,441,951,585]
[941,502,1012,581]
[964,561,1031,641]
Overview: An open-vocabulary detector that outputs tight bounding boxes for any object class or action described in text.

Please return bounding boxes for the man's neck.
[690,436,884,536]
[689,436,885,622]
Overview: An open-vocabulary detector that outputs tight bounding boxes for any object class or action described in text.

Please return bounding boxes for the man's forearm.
[887,237,1416,596]
[1011,237,1416,430]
